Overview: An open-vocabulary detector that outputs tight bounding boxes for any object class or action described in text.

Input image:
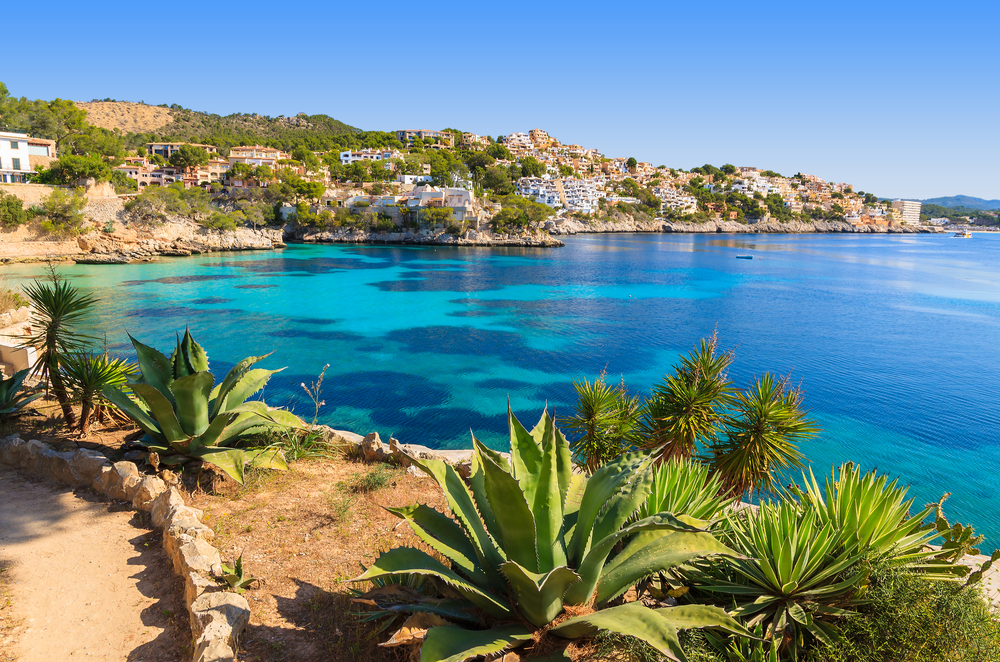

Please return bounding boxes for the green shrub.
[39,187,88,236]
[0,191,32,228]
[445,222,463,235]
[202,211,237,231]
[560,374,643,473]
[806,561,1000,662]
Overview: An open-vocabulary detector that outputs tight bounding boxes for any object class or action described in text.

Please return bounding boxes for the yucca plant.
[708,373,818,498]
[691,502,869,655]
[350,406,752,661]
[0,368,43,418]
[561,374,643,474]
[22,273,97,426]
[641,334,736,462]
[103,329,305,483]
[61,352,137,434]
[789,463,963,579]
[638,457,736,523]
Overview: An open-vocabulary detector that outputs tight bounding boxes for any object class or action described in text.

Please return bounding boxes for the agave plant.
[790,463,963,578]
[61,352,137,434]
[351,407,752,661]
[691,501,870,654]
[640,334,735,462]
[0,368,43,419]
[638,457,736,523]
[103,330,305,483]
[708,373,818,498]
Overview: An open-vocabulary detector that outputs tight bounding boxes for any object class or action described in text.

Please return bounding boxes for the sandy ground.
[0,467,188,662]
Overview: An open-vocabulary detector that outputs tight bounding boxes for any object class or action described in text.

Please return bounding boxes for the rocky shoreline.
[289,226,564,247]
[545,216,938,235]
[74,223,285,264]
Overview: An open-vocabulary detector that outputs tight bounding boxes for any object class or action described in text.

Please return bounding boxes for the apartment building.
[396,130,448,145]
[503,132,533,150]
[0,132,36,183]
[891,199,922,225]
[340,149,398,165]
[147,142,218,158]
[528,129,553,147]
[461,133,491,148]
[655,187,698,215]
[227,145,291,169]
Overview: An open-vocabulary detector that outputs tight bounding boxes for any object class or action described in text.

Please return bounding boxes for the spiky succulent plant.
[351,407,751,661]
[103,329,304,483]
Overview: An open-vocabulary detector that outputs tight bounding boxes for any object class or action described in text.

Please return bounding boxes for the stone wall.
[0,435,249,662]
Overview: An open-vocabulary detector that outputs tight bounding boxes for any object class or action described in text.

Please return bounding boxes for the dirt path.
[0,467,188,661]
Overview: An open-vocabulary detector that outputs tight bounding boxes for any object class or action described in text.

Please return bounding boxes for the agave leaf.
[565,513,703,606]
[180,328,209,374]
[258,408,306,429]
[245,447,289,471]
[568,451,651,565]
[352,547,511,619]
[128,333,175,403]
[508,405,543,501]
[655,604,756,638]
[419,623,532,662]
[211,353,272,418]
[388,504,486,586]
[530,410,567,571]
[192,411,235,450]
[222,367,282,410]
[596,530,741,605]
[169,372,215,437]
[500,562,580,627]
[551,602,686,662]
[190,445,246,484]
[476,436,539,572]
[102,386,163,440]
[591,458,654,550]
[131,383,188,444]
[468,438,501,542]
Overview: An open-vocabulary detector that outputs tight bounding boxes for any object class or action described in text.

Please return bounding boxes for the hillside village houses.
[2,118,925,232]
[0,131,55,183]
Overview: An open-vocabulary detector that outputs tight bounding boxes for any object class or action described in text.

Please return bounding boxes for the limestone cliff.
[546,214,934,235]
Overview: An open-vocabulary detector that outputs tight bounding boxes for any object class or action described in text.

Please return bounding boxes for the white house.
[0,132,35,183]
[397,174,433,185]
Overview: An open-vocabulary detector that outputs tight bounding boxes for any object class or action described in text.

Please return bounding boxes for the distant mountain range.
[914,195,1000,210]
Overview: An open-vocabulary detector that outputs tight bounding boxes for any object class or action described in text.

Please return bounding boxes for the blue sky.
[6,0,998,199]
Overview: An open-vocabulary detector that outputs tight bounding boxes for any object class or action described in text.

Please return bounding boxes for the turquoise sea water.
[3,233,999,539]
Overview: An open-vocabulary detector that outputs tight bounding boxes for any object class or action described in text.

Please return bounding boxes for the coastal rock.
[549,214,934,235]
[361,432,389,462]
[289,226,563,248]
[72,218,286,264]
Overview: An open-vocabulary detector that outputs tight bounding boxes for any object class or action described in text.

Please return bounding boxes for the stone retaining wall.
[0,435,248,662]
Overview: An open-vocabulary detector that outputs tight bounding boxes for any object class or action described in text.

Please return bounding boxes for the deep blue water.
[4,233,1000,540]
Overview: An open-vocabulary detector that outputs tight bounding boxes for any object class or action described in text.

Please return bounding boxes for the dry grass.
[187,459,444,662]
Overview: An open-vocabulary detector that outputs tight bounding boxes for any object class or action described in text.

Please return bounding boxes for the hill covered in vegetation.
[76,99,370,154]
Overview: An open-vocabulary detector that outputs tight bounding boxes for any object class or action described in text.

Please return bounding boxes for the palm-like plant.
[561,375,643,474]
[709,373,818,498]
[351,407,751,661]
[103,330,305,483]
[22,274,97,426]
[641,334,735,462]
[61,352,137,434]
[0,368,43,418]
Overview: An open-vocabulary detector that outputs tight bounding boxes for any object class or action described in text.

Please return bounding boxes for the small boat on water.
[953,231,972,238]
[736,255,754,260]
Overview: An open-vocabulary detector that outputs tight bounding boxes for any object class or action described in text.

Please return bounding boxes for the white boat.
[953,231,972,238]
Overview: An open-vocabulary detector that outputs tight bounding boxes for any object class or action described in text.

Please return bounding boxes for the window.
[9,141,18,150]
[11,158,19,171]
